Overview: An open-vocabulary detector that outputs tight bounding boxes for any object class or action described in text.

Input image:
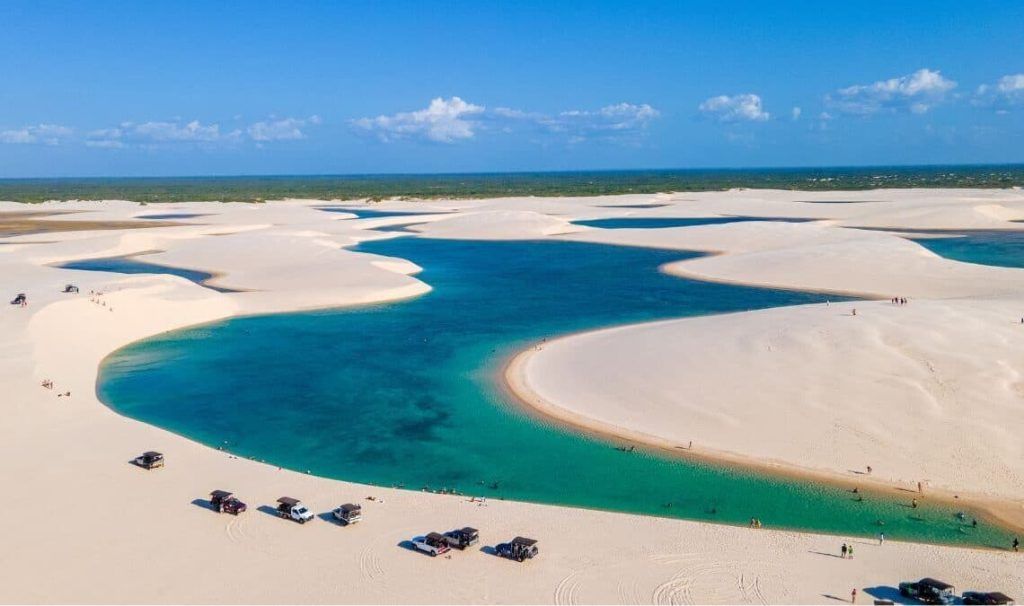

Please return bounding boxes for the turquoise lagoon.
[573,216,814,229]
[96,237,1010,547]
[911,230,1024,269]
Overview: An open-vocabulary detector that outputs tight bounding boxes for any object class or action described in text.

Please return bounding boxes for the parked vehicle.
[443,527,479,550]
[62,284,79,293]
[899,578,956,605]
[412,532,451,557]
[963,592,1015,605]
[210,490,247,515]
[276,497,314,524]
[133,451,164,469]
[10,293,26,305]
[496,537,539,562]
[332,503,362,525]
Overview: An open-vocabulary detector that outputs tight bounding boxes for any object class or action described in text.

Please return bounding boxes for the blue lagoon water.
[61,255,239,293]
[911,231,1024,269]
[573,216,815,229]
[97,237,1008,547]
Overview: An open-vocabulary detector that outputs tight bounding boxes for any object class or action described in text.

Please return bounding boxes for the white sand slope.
[1,192,1023,603]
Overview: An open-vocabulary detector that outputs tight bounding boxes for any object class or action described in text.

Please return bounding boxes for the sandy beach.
[2,190,1023,603]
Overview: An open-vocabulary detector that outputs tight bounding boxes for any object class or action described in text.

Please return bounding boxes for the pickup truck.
[332,503,362,525]
[412,533,451,557]
[210,490,247,515]
[899,578,956,605]
[443,527,479,550]
[276,497,314,524]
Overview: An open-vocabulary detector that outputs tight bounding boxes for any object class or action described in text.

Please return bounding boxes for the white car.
[412,533,451,557]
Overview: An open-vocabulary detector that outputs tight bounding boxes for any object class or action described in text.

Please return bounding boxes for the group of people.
[890,296,909,305]
[748,518,763,528]
[840,542,855,558]
[40,379,70,397]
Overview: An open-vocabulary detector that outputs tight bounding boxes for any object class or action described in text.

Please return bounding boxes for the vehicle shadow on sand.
[864,585,907,603]
[317,511,345,525]
[256,505,283,518]
[397,539,437,557]
[191,498,214,511]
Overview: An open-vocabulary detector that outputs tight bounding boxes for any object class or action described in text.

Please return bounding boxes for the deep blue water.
[316,207,448,219]
[136,213,207,219]
[60,255,239,293]
[911,231,1024,269]
[573,216,815,229]
[96,237,1008,546]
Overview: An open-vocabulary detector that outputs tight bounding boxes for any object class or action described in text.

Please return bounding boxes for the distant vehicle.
[62,284,79,293]
[332,503,362,525]
[411,532,451,557]
[443,527,479,550]
[10,293,26,305]
[276,497,314,524]
[963,592,1015,605]
[899,578,956,605]
[496,536,539,562]
[133,451,164,469]
[210,490,247,515]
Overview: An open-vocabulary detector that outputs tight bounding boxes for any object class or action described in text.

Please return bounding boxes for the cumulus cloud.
[975,74,1024,109]
[352,98,659,143]
[351,97,485,143]
[791,107,802,120]
[698,94,770,122]
[0,124,73,145]
[79,116,321,148]
[248,115,322,141]
[553,103,659,134]
[826,68,956,115]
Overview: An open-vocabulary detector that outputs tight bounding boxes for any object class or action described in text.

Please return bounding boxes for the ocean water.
[97,237,1010,547]
[60,255,238,293]
[1,165,1022,203]
[573,216,815,229]
[911,231,1024,269]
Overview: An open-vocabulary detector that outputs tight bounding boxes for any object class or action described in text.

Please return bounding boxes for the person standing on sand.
[1014,537,1020,552]
[852,308,857,316]
[848,544,854,559]
[878,532,885,545]
[851,588,857,603]
[841,543,847,558]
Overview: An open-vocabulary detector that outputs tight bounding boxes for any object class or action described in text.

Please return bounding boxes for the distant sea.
[1,164,1023,203]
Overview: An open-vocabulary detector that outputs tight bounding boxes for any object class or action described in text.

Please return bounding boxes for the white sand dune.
[1,192,1023,603]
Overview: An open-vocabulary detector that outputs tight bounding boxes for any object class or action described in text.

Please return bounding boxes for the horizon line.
[2,161,1024,182]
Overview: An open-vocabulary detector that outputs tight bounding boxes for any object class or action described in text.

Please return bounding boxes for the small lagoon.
[97,237,1008,547]
[61,255,238,293]
[573,216,815,229]
[910,230,1024,269]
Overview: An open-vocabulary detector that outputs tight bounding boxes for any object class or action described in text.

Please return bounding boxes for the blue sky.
[1,1,1022,177]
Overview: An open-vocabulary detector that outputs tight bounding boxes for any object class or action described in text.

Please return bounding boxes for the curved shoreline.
[502,334,1024,538]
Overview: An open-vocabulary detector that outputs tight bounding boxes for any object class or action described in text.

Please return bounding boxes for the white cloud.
[827,68,956,115]
[0,124,73,145]
[352,98,659,144]
[975,74,1024,109]
[131,120,228,142]
[351,97,485,143]
[556,103,660,132]
[698,94,770,122]
[248,115,321,141]
[791,107,802,120]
